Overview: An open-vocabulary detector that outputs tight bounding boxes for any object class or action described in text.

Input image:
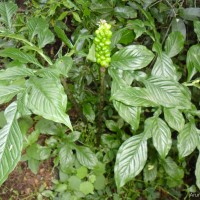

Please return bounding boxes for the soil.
[0,160,55,200]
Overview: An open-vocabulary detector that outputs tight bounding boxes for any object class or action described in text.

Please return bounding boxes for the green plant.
[0,0,200,199]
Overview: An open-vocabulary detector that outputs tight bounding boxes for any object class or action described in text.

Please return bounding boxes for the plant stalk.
[97,66,106,146]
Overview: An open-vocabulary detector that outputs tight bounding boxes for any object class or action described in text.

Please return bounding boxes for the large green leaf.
[111,45,154,70]
[152,118,172,159]
[144,76,191,108]
[0,85,24,105]
[26,143,51,161]
[111,28,134,49]
[110,73,141,130]
[162,157,184,180]
[0,102,23,185]
[164,108,185,132]
[164,31,184,58]
[35,68,60,79]
[90,2,113,14]
[0,2,17,29]
[27,77,72,130]
[194,21,200,42]
[195,153,200,189]
[59,145,74,172]
[180,8,200,21]
[27,17,54,48]
[0,67,34,81]
[143,116,157,139]
[75,146,98,169]
[83,103,95,123]
[54,56,73,77]
[38,29,54,48]
[54,26,73,49]
[17,90,32,116]
[127,19,146,39]
[171,18,186,39]
[143,162,157,182]
[187,44,200,72]
[113,101,141,130]
[114,133,147,188]
[114,6,137,19]
[111,87,158,107]
[151,53,177,80]
[177,122,199,158]
[0,48,43,68]
[27,17,48,41]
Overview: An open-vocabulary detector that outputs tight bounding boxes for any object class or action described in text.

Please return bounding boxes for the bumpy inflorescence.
[94,20,112,67]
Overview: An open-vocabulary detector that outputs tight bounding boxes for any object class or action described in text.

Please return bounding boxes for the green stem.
[97,66,106,146]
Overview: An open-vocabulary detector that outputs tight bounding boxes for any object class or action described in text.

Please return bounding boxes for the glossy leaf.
[72,12,81,22]
[59,145,74,172]
[143,162,157,182]
[67,131,81,142]
[144,76,191,108]
[111,45,154,70]
[26,143,51,161]
[112,87,158,107]
[27,17,48,41]
[17,90,32,116]
[151,52,177,80]
[171,18,186,39]
[83,103,95,122]
[114,6,137,19]
[90,2,113,14]
[105,120,118,132]
[0,102,23,185]
[0,2,17,29]
[38,29,54,48]
[114,133,147,188]
[143,116,157,139]
[87,43,96,62]
[0,111,6,128]
[113,101,141,130]
[195,153,200,189]
[79,181,94,195]
[94,175,106,190]
[194,21,200,41]
[152,118,172,159]
[0,67,34,81]
[187,44,200,72]
[0,85,24,105]
[75,146,98,169]
[54,26,73,48]
[54,56,73,77]
[27,77,72,130]
[127,19,146,39]
[35,118,62,135]
[36,68,60,78]
[162,157,184,180]
[164,31,184,58]
[0,48,43,68]
[164,108,185,132]
[180,8,200,21]
[111,28,134,49]
[177,122,199,158]
[26,17,54,48]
